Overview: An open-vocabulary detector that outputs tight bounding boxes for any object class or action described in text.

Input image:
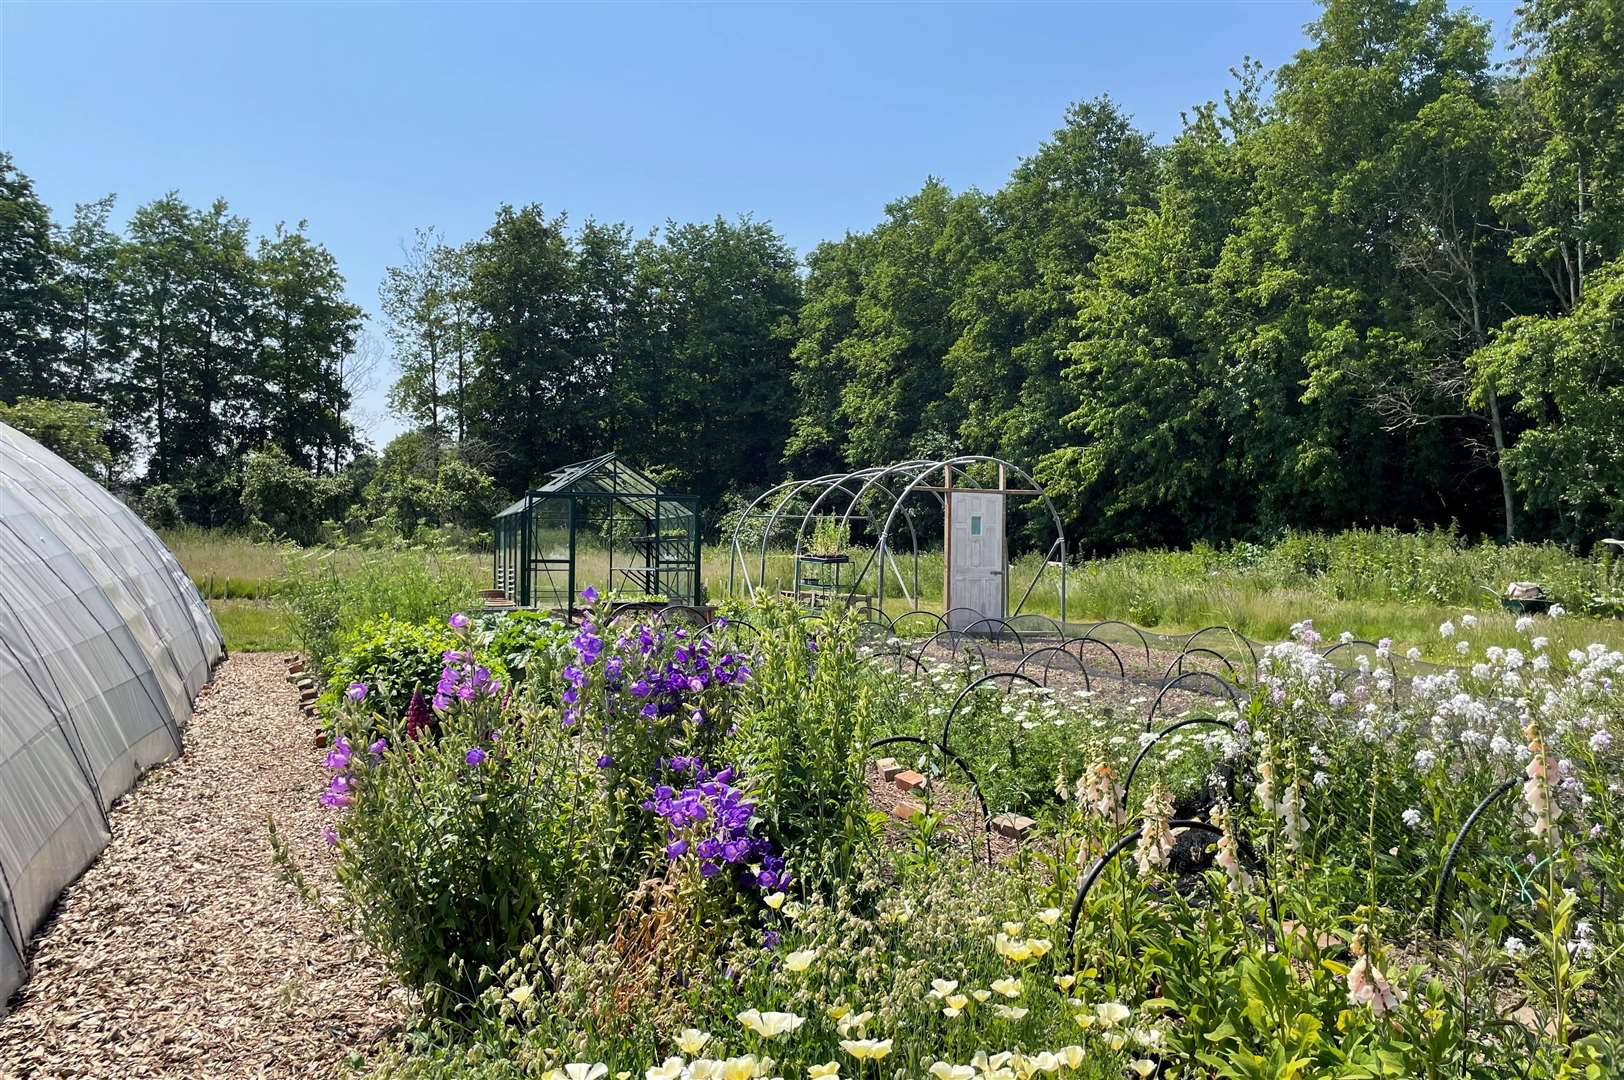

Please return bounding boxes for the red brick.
[893,770,927,793]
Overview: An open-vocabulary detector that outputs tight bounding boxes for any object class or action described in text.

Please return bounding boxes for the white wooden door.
[948,491,1005,631]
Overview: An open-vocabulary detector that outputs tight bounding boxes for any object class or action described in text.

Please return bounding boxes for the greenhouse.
[492,452,702,613]
[725,455,1068,629]
[0,421,225,1013]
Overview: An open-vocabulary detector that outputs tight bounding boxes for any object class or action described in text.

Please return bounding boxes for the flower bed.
[289,597,1624,1078]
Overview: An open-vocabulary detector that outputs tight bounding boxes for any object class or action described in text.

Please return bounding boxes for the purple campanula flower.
[761,930,781,949]
[449,612,470,630]
[346,682,367,702]
[580,586,599,603]
[596,754,614,768]
[368,737,388,758]
[324,736,352,771]
[465,747,486,767]
[321,825,339,847]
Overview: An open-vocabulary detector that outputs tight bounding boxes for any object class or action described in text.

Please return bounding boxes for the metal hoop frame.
[1164,646,1240,683]
[942,671,1043,747]
[1075,620,1153,663]
[1063,635,1127,678]
[1014,646,1092,690]
[725,457,1069,626]
[1431,777,1521,935]
[1145,670,1245,730]
[1121,717,1237,810]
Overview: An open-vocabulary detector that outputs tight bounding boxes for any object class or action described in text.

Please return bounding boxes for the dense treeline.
[0,171,365,524]
[2,0,1620,550]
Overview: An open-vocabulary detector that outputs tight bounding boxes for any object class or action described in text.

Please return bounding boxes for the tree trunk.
[1486,384,1516,542]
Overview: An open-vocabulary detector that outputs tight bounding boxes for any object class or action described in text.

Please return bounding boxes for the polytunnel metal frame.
[726,456,1067,625]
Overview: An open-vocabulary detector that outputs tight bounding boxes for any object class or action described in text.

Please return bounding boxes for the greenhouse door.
[948,491,1005,631]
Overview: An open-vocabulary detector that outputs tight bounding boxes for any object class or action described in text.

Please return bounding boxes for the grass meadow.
[164,526,1624,660]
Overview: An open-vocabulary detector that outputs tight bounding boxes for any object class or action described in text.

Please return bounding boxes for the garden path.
[0,653,402,1079]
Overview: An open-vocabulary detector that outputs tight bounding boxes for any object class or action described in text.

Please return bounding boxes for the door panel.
[948,492,1005,631]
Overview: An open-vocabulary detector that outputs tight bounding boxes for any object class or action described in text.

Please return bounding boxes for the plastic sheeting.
[0,422,224,1014]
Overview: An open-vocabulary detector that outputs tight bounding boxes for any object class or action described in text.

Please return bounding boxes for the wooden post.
[997,462,1008,619]
[943,465,953,615]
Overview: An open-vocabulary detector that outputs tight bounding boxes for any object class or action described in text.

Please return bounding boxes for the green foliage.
[0,396,111,476]
[474,609,571,692]
[1474,259,1624,544]
[363,431,498,540]
[733,601,872,873]
[325,614,458,717]
[328,701,613,1009]
[135,482,183,529]
[806,515,849,557]
[278,544,481,676]
[240,443,348,545]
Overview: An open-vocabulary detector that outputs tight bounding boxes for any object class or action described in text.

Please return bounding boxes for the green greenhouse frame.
[492,453,701,614]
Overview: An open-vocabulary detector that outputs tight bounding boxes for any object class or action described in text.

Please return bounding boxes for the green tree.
[947,97,1156,469]
[0,397,112,477]
[239,442,345,545]
[381,227,457,446]
[256,221,364,473]
[788,179,972,470]
[633,215,801,518]
[1499,0,1624,312]
[55,195,122,404]
[1474,258,1624,544]
[0,153,64,400]
[467,204,617,490]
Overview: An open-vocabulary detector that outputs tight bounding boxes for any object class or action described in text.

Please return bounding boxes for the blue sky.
[2,0,1518,443]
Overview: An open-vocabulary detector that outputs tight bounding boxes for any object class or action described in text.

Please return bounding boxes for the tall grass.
[166,527,1624,660]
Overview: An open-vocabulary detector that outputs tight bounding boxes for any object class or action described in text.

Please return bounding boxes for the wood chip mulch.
[0,653,405,1080]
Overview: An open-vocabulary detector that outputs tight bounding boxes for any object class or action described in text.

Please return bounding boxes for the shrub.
[322,693,613,1009]
[324,614,458,721]
[475,609,572,695]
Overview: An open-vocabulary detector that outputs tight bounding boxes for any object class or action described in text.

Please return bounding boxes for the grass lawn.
[173,528,1624,660]
[210,598,297,653]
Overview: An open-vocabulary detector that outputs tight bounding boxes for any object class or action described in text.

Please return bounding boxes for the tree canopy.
[3,0,1621,549]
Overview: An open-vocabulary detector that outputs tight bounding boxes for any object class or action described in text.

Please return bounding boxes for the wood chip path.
[0,653,403,1079]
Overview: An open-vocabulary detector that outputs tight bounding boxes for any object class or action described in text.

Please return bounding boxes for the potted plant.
[806,515,850,561]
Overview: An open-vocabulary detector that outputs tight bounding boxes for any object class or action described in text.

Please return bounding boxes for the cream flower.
[764,892,787,910]
[929,1064,974,1080]
[1094,1002,1131,1028]
[928,978,960,998]
[807,1063,839,1080]
[972,989,992,1003]
[688,1061,722,1080]
[992,977,1023,998]
[825,1004,850,1021]
[1036,907,1062,927]
[1130,1061,1156,1078]
[507,983,535,1006]
[839,1039,893,1061]
[1058,1046,1086,1069]
[836,1010,873,1036]
[648,1059,686,1080]
[720,1056,759,1080]
[738,1010,806,1039]
[942,993,969,1018]
[565,1065,609,1080]
[784,949,818,973]
[994,1005,1029,1020]
[677,1030,714,1056]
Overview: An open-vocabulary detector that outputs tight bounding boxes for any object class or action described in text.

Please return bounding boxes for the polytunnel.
[0,421,224,1014]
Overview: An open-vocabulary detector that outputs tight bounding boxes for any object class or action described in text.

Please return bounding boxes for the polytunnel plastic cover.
[0,421,224,1015]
